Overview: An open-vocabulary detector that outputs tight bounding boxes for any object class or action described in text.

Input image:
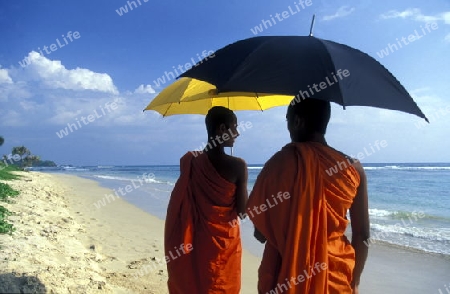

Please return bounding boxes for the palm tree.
[23,155,39,168]
[12,146,30,168]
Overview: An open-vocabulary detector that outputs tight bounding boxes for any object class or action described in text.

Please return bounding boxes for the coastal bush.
[0,167,19,235]
[0,203,16,235]
[0,183,19,201]
[0,205,15,234]
[0,164,20,180]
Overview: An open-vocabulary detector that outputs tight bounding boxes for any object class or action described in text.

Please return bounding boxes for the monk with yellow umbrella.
[144,77,292,294]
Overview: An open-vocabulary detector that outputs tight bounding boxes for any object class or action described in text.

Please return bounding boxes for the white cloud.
[0,53,159,128]
[45,96,134,126]
[134,84,156,94]
[0,80,32,103]
[380,9,450,43]
[445,33,450,43]
[380,8,450,24]
[0,67,13,84]
[47,106,83,125]
[322,6,355,21]
[1,110,27,126]
[16,51,119,94]
[381,8,422,20]
[19,100,39,111]
[443,12,450,24]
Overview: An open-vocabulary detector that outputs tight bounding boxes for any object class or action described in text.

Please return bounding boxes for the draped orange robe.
[164,152,242,294]
[247,142,360,294]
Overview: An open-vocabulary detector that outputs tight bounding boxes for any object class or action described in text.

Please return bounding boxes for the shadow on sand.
[0,273,47,293]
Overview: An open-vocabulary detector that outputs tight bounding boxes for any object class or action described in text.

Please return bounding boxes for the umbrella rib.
[314,38,346,107]
[162,103,172,117]
[255,93,264,111]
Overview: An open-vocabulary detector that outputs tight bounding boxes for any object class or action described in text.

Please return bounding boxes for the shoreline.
[1,171,449,293]
[72,171,450,260]
[70,171,450,259]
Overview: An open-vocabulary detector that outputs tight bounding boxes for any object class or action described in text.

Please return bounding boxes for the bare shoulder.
[227,155,247,172]
[220,156,247,184]
[328,145,366,177]
[351,160,366,180]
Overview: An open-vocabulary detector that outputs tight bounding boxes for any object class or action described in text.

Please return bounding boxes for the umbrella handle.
[309,14,316,36]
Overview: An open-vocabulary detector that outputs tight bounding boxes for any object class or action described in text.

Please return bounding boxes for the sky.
[0,0,449,165]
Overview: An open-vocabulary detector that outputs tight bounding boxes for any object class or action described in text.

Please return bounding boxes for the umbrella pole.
[231,147,233,156]
[309,14,316,36]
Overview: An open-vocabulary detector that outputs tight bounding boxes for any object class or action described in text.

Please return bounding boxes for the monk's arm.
[235,159,249,218]
[349,161,370,288]
[253,227,266,243]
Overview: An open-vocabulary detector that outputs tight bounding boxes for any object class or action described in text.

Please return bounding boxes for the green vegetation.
[0,163,19,235]
[0,165,20,180]
[0,182,19,199]
[0,137,34,235]
[2,136,56,168]
[2,145,57,169]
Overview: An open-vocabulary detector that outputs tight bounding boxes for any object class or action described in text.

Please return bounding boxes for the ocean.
[33,163,450,257]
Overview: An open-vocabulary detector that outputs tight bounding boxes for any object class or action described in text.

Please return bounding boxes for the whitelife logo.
[290,69,350,106]
[115,0,149,16]
[250,0,313,35]
[229,192,290,228]
[56,100,119,139]
[325,140,388,176]
[152,50,215,88]
[376,22,438,58]
[18,31,81,68]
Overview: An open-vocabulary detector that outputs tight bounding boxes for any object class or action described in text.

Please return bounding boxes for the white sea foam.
[364,166,450,170]
[94,174,171,185]
[95,175,129,181]
[368,224,450,255]
[371,224,450,241]
[369,208,395,217]
[61,166,89,171]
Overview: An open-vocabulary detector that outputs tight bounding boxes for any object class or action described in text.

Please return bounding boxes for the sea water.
[37,162,450,257]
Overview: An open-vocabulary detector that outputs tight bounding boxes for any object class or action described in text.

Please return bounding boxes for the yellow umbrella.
[144,77,293,116]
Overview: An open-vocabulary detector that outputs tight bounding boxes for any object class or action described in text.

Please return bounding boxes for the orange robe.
[247,142,360,294]
[164,152,242,294]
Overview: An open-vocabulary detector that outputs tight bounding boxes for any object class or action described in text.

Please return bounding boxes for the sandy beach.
[1,171,449,293]
[0,171,259,293]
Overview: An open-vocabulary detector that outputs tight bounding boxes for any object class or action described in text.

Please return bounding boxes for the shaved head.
[205,106,236,137]
[287,98,331,140]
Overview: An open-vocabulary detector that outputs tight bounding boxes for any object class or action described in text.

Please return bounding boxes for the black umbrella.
[181,35,428,122]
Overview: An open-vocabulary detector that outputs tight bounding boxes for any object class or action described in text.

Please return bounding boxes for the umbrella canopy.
[144,77,293,116]
[181,36,428,121]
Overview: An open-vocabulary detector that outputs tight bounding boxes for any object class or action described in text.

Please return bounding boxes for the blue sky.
[1,0,449,165]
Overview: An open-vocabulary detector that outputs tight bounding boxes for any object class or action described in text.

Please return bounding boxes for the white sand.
[0,172,259,293]
[0,172,168,293]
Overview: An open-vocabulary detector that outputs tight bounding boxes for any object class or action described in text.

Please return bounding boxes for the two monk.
[247,98,370,293]
[165,99,369,293]
[164,106,248,293]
